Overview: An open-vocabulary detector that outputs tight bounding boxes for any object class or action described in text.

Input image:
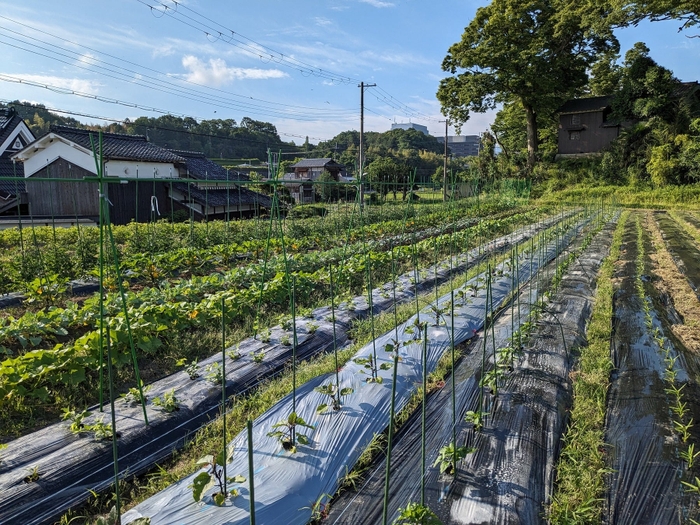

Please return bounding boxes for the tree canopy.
[437,0,618,169]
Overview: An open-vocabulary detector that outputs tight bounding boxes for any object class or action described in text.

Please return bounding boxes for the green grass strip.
[548,210,628,525]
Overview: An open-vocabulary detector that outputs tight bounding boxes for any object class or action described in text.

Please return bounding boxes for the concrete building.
[390,122,429,135]
[436,135,481,157]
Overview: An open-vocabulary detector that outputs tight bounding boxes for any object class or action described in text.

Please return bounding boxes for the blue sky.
[0,0,698,144]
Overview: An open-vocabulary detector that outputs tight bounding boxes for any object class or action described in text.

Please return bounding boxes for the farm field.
[2,181,700,525]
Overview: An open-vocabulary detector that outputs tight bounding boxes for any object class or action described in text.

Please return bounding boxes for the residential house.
[556,96,620,157]
[0,108,35,215]
[284,158,346,204]
[12,125,185,224]
[169,150,271,219]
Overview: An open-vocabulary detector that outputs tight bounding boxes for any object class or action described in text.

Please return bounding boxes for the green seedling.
[190,445,245,506]
[152,389,180,413]
[267,412,314,453]
[280,334,292,346]
[120,382,151,406]
[465,410,488,432]
[24,465,40,483]
[393,502,443,525]
[674,418,694,443]
[301,493,332,521]
[91,417,114,441]
[681,443,700,469]
[176,358,199,380]
[315,383,354,413]
[682,476,700,495]
[227,346,242,361]
[260,328,272,343]
[671,400,688,419]
[433,442,474,476]
[354,353,390,383]
[205,362,224,385]
[62,407,91,433]
[306,321,319,334]
[253,350,266,363]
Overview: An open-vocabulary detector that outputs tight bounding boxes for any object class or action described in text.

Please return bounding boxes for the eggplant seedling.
[433,442,474,476]
[393,502,443,525]
[354,353,391,383]
[465,410,488,432]
[190,446,246,506]
[253,350,266,363]
[315,383,354,413]
[267,412,314,453]
[227,346,242,361]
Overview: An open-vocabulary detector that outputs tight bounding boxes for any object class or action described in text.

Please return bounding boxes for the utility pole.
[359,81,376,207]
[441,119,449,201]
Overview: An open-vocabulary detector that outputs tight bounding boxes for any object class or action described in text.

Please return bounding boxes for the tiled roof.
[558,96,614,115]
[168,149,250,181]
[50,125,185,163]
[0,158,25,198]
[173,182,272,209]
[290,158,344,169]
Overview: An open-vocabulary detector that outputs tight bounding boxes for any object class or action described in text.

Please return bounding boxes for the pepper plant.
[267,411,314,453]
[190,446,246,506]
[315,382,354,413]
[393,502,442,525]
[433,442,474,476]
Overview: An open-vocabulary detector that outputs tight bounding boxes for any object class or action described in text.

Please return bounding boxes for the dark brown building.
[556,96,620,158]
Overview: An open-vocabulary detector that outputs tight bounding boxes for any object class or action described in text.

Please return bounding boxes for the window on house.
[571,114,581,126]
[569,131,580,141]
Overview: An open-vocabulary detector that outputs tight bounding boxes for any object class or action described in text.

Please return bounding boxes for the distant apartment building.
[390,122,429,135]
[436,135,481,157]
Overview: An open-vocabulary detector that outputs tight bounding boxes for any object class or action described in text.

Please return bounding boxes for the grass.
[537,182,700,210]
[548,210,627,524]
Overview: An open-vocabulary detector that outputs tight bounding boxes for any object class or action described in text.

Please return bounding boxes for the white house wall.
[105,161,177,179]
[23,140,96,178]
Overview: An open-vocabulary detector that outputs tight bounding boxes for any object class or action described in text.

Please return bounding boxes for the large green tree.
[437,0,617,169]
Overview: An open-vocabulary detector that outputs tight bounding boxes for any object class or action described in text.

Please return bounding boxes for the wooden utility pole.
[442,119,449,201]
[359,81,376,207]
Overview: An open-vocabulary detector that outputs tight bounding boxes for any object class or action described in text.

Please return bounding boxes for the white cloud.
[359,0,395,7]
[181,55,287,86]
[1,73,101,94]
[76,53,99,66]
[314,17,333,27]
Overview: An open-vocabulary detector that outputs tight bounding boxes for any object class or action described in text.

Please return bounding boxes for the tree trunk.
[524,103,538,170]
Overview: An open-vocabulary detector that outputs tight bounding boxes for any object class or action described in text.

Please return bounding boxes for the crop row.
[0,197,513,292]
[0,207,553,408]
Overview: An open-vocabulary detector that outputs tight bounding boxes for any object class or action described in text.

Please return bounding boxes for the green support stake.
[381,337,400,525]
[222,297,228,496]
[247,419,256,525]
[420,323,428,506]
[106,324,122,525]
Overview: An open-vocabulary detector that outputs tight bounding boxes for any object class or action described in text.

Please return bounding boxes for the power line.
[137,0,360,85]
[0,20,358,122]
[0,15,358,115]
